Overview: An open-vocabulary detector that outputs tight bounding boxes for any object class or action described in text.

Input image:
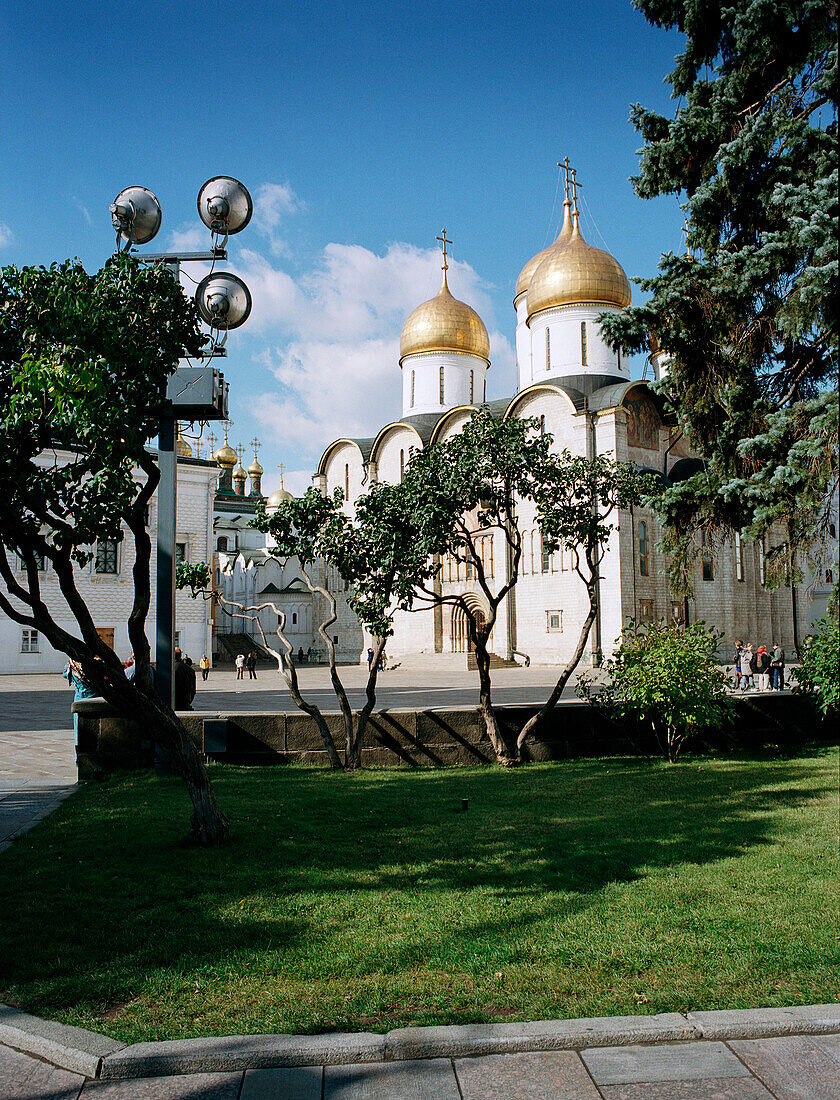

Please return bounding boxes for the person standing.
[199,654,210,682]
[739,644,754,691]
[756,645,771,691]
[246,652,257,680]
[732,640,744,691]
[174,647,196,710]
[770,642,785,690]
[235,653,245,680]
[367,647,375,671]
[64,659,98,746]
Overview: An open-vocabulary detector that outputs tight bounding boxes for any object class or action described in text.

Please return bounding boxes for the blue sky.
[1,0,685,495]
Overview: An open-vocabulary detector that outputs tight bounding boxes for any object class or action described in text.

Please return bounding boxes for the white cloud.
[253,182,304,256]
[241,241,502,461]
[74,200,92,226]
[0,222,13,249]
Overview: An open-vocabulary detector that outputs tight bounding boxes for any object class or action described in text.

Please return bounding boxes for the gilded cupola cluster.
[399,230,490,364]
[518,165,631,322]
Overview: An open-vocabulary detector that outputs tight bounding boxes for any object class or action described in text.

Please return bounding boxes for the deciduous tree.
[0,256,230,845]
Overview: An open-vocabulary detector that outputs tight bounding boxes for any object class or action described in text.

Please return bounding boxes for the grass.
[0,749,837,1043]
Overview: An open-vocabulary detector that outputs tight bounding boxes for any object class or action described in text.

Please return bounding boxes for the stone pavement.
[0,725,77,854]
[1,1005,838,1098]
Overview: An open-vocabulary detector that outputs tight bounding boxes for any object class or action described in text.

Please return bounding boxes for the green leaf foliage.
[792,608,840,715]
[0,255,205,564]
[602,0,838,592]
[580,618,732,762]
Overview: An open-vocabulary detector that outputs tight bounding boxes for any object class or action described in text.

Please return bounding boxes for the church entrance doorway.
[451,605,486,652]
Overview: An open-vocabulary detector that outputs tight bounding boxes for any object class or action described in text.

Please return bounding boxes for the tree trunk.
[475,642,516,765]
[517,602,597,755]
[347,635,387,770]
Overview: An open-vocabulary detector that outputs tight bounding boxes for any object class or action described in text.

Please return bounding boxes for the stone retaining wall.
[73,694,832,778]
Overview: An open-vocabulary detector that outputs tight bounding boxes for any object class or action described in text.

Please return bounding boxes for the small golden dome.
[526,216,631,321]
[515,198,574,301]
[175,434,193,457]
[266,487,293,510]
[400,269,490,364]
[248,456,263,477]
[214,443,237,468]
[233,463,247,481]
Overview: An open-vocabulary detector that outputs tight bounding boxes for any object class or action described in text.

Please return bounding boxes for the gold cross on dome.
[207,431,217,453]
[277,462,285,488]
[570,168,583,215]
[250,436,261,455]
[558,156,571,201]
[436,229,451,271]
[236,444,244,463]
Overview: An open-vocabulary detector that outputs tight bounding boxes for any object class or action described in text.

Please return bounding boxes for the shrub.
[580,619,732,762]
[793,613,839,716]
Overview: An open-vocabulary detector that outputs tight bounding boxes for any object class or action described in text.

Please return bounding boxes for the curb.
[1,1002,838,1080]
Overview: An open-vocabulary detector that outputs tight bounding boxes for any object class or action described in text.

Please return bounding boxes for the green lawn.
[1,750,837,1043]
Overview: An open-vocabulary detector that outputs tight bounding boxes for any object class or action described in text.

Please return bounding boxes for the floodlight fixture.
[110,186,162,250]
[197,177,253,240]
[195,272,252,330]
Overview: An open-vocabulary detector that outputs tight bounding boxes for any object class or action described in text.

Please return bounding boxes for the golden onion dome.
[399,268,490,364]
[175,434,193,457]
[265,487,293,510]
[247,456,264,477]
[526,215,631,321]
[515,198,574,301]
[233,463,247,481]
[214,442,237,468]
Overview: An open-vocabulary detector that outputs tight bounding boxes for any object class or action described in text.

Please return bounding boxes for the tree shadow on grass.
[0,753,832,1032]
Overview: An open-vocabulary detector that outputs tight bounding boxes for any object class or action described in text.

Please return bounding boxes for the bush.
[793,613,839,716]
[580,619,732,762]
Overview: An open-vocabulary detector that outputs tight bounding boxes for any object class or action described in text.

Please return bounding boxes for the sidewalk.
[1,1003,838,1098]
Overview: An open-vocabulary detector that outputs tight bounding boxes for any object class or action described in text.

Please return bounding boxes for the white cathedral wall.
[323,442,365,515]
[401,351,487,417]
[374,426,424,485]
[527,304,628,381]
[514,294,532,390]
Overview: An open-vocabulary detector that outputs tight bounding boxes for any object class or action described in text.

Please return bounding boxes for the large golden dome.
[526,216,631,321]
[265,487,293,510]
[400,269,490,364]
[515,198,573,301]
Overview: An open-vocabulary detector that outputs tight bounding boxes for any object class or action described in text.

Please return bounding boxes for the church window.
[581,322,588,366]
[344,464,350,499]
[21,628,39,653]
[830,522,837,539]
[638,521,648,576]
[701,531,713,581]
[617,348,622,371]
[399,449,405,479]
[439,366,445,404]
[469,371,474,404]
[759,537,767,585]
[95,539,118,574]
[546,611,563,633]
[638,599,654,622]
[541,533,551,574]
[540,414,545,435]
[176,542,187,564]
[410,370,415,407]
[545,328,551,371]
[292,613,297,625]
[735,531,745,581]
[217,536,228,552]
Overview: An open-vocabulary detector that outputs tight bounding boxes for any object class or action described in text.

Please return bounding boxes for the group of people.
[733,640,785,692]
[234,652,259,680]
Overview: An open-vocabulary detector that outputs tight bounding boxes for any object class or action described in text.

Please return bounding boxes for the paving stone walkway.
[2,1031,839,1098]
[0,725,77,854]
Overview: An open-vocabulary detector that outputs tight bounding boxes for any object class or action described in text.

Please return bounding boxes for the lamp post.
[109,178,253,710]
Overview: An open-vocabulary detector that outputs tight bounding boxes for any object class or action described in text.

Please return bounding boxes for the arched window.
[399,449,405,480]
[701,530,713,581]
[617,348,622,371]
[410,370,415,407]
[344,464,350,499]
[546,328,551,371]
[541,532,551,574]
[638,520,648,576]
[439,365,445,404]
[581,321,588,366]
[540,414,546,435]
[217,536,228,552]
[735,531,745,582]
[469,370,474,404]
